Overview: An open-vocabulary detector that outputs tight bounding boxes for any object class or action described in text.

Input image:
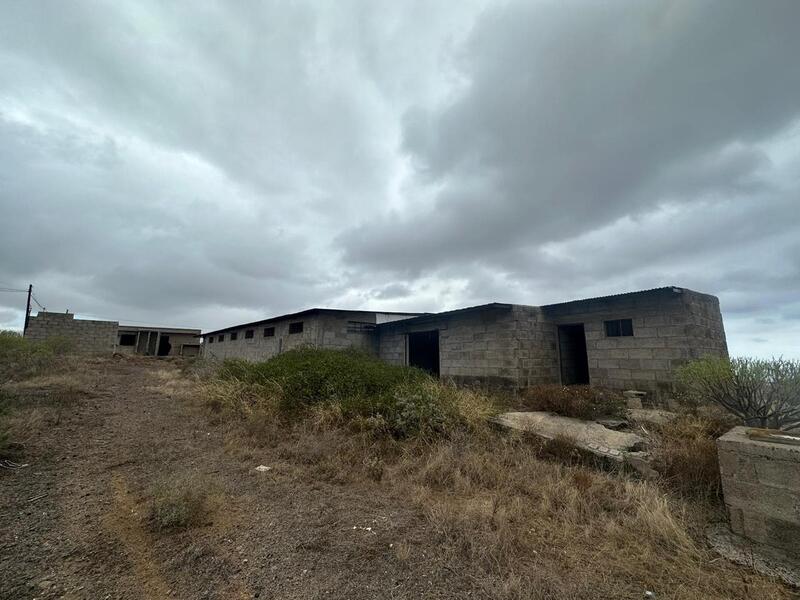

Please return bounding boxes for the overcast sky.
[1,1,799,357]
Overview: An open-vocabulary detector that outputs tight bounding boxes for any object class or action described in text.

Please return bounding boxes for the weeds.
[519,384,626,420]
[650,414,733,503]
[194,349,789,599]
[391,434,782,599]
[0,330,73,383]
[208,349,497,439]
[148,473,218,531]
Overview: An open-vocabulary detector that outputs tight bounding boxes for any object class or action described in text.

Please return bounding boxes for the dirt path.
[1,359,478,600]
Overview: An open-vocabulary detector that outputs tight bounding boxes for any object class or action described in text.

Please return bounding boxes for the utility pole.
[23,284,32,336]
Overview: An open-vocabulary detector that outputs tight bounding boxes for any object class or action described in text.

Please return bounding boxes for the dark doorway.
[157,335,172,357]
[557,324,589,385]
[408,330,440,376]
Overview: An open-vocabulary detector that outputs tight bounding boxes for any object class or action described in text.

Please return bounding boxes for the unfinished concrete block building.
[25,311,200,357]
[202,287,728,401]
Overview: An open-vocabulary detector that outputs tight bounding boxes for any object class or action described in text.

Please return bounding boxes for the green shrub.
[210,348,496,439]
[0,330,73,382]
[677,356,800,431]
[219,348,429,409]
[519,384,625,420]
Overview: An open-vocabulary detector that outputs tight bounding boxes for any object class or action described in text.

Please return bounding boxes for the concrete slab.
[626,408,679,427]
[708,523,800,588]
[491,411,646,461]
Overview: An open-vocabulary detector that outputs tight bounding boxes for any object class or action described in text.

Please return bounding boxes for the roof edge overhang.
[376,302,514,330]
[202,308,425,337]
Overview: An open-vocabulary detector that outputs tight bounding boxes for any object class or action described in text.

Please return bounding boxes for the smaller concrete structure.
[717,426,800,557]
[25,311,118,353]
[25,311,200,356]
[117,326,201,357]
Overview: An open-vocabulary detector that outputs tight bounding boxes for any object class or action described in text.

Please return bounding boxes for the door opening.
[408,330,440,377]
[157,335,172,357]
[557,324,589,385]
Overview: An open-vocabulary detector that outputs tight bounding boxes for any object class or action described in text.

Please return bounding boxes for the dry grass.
[148,473,219,531]
[201,405,788,598]
[388,433,785,600]
[1,369,94,457]
[191,356,790,599]
[651,414,735,503]
[518,384,626,420]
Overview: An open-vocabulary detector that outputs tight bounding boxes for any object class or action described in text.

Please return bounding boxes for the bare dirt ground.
[1,357,795,600]
[1,358,479,600]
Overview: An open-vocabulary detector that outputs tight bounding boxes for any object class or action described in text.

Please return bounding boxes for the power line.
[31,294,45,310]
[0,288,27,293]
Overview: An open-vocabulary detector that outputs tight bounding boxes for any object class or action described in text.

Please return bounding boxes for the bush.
[677,356,800,431]
[209,348,496,439]
[149,473,216,531]
[651,415,727,502]
[519,384,625,420]
[0,330,73,382]
[219,348,429,408]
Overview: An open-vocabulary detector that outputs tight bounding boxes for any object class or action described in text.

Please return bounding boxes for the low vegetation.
[0,332,90,464]
[0,330,73,383]
[0,390,12,458]
[193,348,786,599]
[209,348,496,438]
[517,383,626,419]
[677,356,800,431]
[148,473,218,531]
[650,414,733,502]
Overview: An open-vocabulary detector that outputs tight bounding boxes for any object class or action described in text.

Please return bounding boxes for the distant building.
[116,325,201,357]
[25,311,200,357]
[202,286,728,401]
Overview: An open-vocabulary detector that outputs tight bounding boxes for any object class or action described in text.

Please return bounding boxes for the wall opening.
[557,324,589,385]
[157,335,171,356]
[408,330,439,377]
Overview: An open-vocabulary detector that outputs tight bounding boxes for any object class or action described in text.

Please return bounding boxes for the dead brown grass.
[518,384,626,419]
[194,373,790,599]
[389,433,785,600]
[148,472,220,531]
[651,413,735,503]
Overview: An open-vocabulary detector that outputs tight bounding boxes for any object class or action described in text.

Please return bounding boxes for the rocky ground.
[1,357,793,600]
[0,358,478,600]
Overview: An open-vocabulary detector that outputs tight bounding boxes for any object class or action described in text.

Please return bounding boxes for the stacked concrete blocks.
[717,426,800,556]
[25,312,118,354]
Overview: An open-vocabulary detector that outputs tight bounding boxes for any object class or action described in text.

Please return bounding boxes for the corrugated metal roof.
[540,286,683,309]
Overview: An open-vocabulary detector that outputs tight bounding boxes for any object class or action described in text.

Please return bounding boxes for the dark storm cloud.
[342,0,800,273]
[1,0,798,356]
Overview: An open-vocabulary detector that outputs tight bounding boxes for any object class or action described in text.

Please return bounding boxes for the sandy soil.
[0,358,480,600]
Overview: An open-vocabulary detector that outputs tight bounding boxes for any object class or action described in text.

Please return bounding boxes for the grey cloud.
[0,1,798,357]
[371,283,413,300]
[341,0,800,272]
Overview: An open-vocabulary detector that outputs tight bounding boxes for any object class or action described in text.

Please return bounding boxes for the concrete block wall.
[203,312,378,362]
[541,288,728,401]
[717,427,800,556]
[438,308,519,388]
[379,307,523,388]
[25,312,118,354]
[513,305,559,386]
